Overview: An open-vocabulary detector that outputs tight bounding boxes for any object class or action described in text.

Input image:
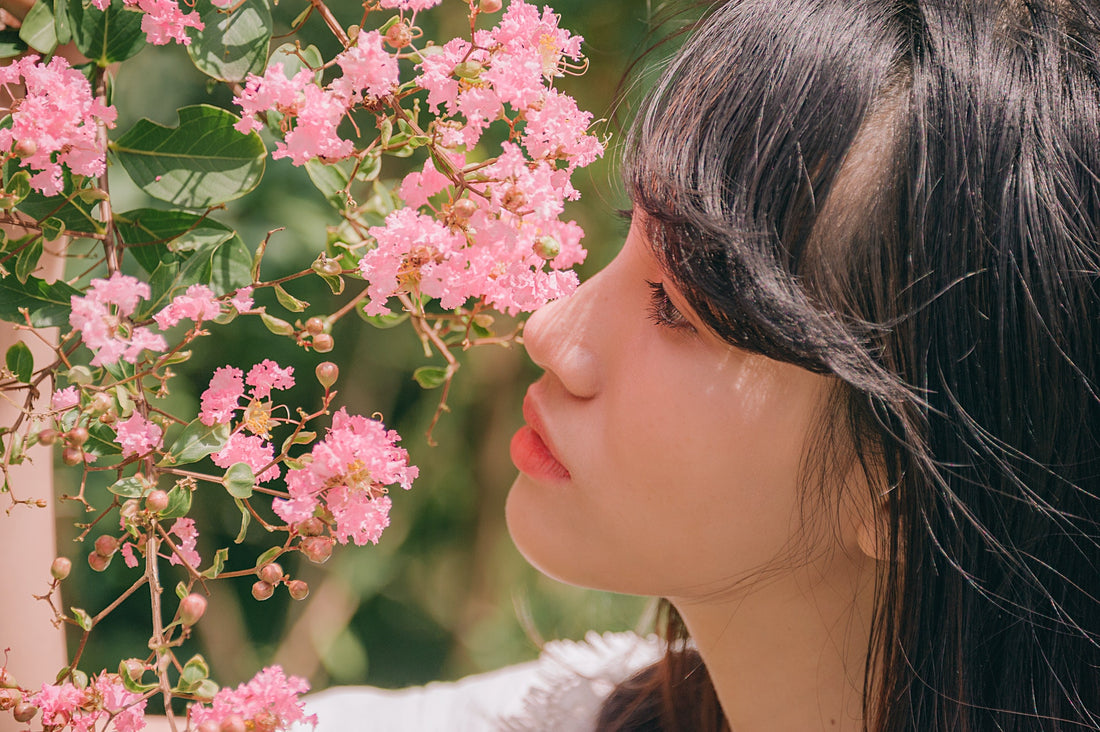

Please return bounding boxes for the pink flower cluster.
[153,284,222,329]
[31,673,146,732]
[273,408,417,546]
[354,0,601,314]
[188,666,316,732]
[90,0,218,46]
[198,361,295,483]
[0,55,117,196]
[233,30,399,165]
[70,274,167,367]
[116,411,164,458]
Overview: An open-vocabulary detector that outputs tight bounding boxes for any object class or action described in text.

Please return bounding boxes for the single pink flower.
[116,412,163,458]
[153,284,222,329]
[230,287,254,313]
[199,366,245,425]
[167,517,201,568]
[212,432,280,483]
[246,359,295,400]
[51,386,80,411]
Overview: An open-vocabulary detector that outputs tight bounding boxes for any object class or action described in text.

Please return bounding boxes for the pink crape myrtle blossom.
[379,0,442,11]
[0,55,116,196]
[522,89,603,168]
[153,284,222,329]
[199,366,245,425]
[397,159,451,208]
[212,432,280,483]
[51,386,80,412]
[246,359,295,399]
[167,517,201,568]
[31,673,146,731]
[127,0,203,45]
[188,666,316,732]
[331,32,399,100]
[230,286,255,313]
[116,412,164,458]
[121,541,139,568]
[70,273,168,367]
[273,408,416,546]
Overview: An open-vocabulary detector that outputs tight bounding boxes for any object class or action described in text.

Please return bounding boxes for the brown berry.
[384,22,412,49]
[197,722,220,732]
[94,535,119,558]
[315,362,339,390]
[12,702,37,723]
[50,557,72,580]
[65,426,89,446]
[297,517,325,537]
[87,551,111,572]
[13,139,37,159]
[179,593,207,626]
[305,317,326,336]
[480,0,502,12]
[258,562,283,585]
[450,197,478,223]
[251,580,274,601]
[145,489,170,513]
[300,536,334,564]
[312,333,334,353]
[219,715,247,732]
[61,446,84,466]
[37,429,60,446]
[287,579,310,601]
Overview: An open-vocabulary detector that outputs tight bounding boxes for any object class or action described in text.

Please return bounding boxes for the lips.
[510,391,571,482]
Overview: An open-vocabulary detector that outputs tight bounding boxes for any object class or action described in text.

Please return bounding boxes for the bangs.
[624,0,903,375]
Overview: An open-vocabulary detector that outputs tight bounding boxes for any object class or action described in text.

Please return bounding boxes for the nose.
[522,274,605,399]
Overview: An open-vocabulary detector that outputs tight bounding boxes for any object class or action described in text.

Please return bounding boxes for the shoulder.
[295,631,662,732]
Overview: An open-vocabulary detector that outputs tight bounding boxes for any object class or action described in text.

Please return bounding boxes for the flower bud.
[121,658,145,681]
[179,593,207,626]
[454,60,483,79]
[0,688,21,710]
[533,236,561,260]
[480,0,502,12]
[220,715,247,732]
[258,562,283,585]
[315,362,339,390]
[50,557,72,581]
[145,489,169,513]
[287,579,310,601]
[502,186,527,212]
[312,334,334,354]
[94,535,119,558]
[305,317,326,336]
[12,702,37,723]
[61,446,84,466]
[300,536,334,564]
[88,551,111,572]
[65,426,89,447]
[451,197,478,223]
[90,392,113,414]
[312,257,343,277]
[251,580,275,601]
[297,517,324,536]
[197,722,220,732]
[120,499,141,521]
[384,21,412,49]
[37,429,60,446]
[13,139,37,159]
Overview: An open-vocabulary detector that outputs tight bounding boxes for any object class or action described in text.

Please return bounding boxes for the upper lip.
[522,386,568,470]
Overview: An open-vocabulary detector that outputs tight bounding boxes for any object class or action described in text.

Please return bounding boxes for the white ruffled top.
[293,631,662,731]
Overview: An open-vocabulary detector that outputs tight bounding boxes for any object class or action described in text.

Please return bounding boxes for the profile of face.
[506,218,864,600]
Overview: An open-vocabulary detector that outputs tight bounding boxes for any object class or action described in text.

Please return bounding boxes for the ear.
[854,498,889,562]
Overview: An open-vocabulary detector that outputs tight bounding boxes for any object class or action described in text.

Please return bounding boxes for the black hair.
[603,0,1100,728]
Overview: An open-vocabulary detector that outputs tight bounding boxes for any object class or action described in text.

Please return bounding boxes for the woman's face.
[506,217,852,599]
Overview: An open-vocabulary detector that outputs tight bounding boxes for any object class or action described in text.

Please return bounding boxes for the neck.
[669,550,877,732]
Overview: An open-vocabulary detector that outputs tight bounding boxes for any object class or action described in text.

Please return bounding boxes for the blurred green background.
[53,0,685,696]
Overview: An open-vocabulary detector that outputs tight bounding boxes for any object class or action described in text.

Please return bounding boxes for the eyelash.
[646,280,695,332]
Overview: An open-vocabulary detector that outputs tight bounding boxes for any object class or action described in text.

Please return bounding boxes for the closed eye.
[646,280,696,333]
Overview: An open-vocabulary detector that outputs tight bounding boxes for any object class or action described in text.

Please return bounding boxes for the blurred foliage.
[53,0,692,695]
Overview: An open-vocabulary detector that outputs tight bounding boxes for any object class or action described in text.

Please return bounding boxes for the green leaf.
[4,342,32,383]
[0,29,27,58]
[41,217,65,242]
[68,0,146,65]
[223,462,254,499]
[175,581,188,600]
[18,0,57,54]
[84,422,122,457]
[0,275,80,327]
[112,105,266,208]
[107,476,146,498]
[358,307,409,329]
[233,497,250,543]
[4,170,31,207]
[187,0,271,82]
[253,545,281,569]
[159,483,192,520]
[273,284,308,312]
[280,430,315,453]
[119,659,156,693]
[8,164,102,234]
[115,208,236,273]
[305,159,352,210]
[179,654,210,689]
[14,237,42,284]
[268,41,322,79]
[161,418,230,466]
[71,607,92,631]
[193,679,219,701]
[200,547,228,579]
[260,312,294,336]
[413,365,448,389]
[317,272,344,295]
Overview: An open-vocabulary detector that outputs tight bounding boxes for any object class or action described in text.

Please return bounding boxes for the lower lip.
[510,425,571,482]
